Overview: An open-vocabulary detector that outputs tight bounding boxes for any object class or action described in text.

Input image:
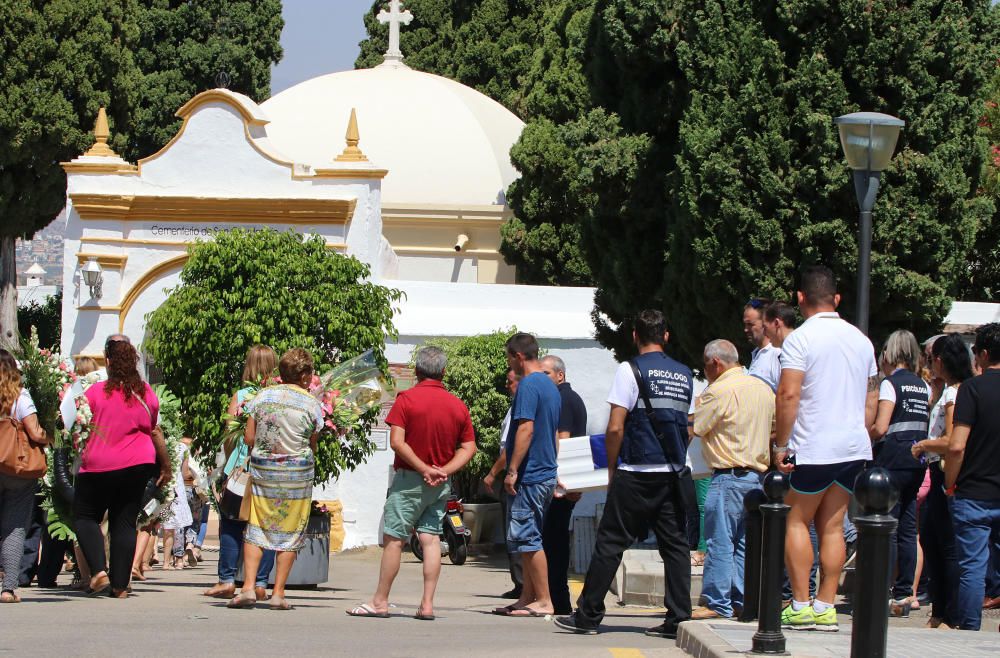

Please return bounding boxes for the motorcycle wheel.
[446,527,468,565]
[410,533,424,562]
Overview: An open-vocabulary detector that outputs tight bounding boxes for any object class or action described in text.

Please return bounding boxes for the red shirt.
[385,379,475,471]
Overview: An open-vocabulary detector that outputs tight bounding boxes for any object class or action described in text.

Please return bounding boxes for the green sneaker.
[812,606,839,632]
[780,604,815,630]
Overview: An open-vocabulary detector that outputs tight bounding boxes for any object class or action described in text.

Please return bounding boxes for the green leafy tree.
[962,54,1000,301]
[127,0,283,161]
[0,0,283,349]
[144,229,403,483]
[363,0,999,364]
[0,0,139,349]
[17,290,63,350]
[420,329,517,501]
[633,0,995,362]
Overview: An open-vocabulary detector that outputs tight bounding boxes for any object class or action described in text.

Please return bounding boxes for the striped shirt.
[691,367,775,472]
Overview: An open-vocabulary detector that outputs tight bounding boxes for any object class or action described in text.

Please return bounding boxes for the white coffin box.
[557,435,608,493]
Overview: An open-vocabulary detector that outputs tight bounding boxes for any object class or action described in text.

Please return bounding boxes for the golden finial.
[335,108,369,162]
[84,107,118,157]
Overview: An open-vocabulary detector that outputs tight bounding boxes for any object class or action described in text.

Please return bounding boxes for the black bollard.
[850,467,899,658]
[740,488,768,623]
[750,471,790,655]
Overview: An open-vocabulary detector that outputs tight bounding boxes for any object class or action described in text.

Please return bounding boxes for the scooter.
[409,495,469,565]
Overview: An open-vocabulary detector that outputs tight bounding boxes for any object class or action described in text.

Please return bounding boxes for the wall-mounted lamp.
[82,257,103,299]
[454,233,470,252]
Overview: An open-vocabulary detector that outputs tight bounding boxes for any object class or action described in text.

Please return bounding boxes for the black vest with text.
[622,351,694,470]
[874,369,929,470]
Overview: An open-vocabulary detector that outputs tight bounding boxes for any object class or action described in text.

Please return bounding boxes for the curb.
[675,620,739,658]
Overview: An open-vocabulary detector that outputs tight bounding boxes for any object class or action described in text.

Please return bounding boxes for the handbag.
[217,459,251,520]
[238,468,253,522]
[0,416,47,479]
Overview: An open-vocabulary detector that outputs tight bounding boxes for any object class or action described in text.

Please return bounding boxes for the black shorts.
[789,460,866,495]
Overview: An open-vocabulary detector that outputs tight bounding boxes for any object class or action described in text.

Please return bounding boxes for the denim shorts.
[789,460,866,495]
[507,478,556,553]
[382,469,450,540]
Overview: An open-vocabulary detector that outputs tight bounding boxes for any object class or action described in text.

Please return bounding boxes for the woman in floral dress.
[228,348,322,611]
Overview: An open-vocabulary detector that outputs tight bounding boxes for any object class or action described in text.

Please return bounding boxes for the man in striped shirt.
[689,339,775,620]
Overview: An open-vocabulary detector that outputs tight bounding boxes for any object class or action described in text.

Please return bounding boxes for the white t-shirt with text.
[780,312,877,465]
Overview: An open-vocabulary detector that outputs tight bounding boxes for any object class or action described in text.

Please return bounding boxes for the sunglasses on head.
[747,298,765,309]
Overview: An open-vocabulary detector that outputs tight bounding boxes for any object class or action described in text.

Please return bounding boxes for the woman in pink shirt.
[72,340,170,598]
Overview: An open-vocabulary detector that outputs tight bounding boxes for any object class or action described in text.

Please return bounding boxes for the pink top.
[80,382,159,474]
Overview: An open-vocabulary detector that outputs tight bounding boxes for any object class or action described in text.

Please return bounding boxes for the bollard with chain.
[739,488,768,623]
[850,467,899,658]
[750,471,790,655]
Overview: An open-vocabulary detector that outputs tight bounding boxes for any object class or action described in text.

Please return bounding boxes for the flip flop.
[226,591,257,609]
[269,596,293,611]
[346,603,389,618]
[0,591,21,603]
[492,604,519,616]
[414,613,435,621]
[508,608,551,618]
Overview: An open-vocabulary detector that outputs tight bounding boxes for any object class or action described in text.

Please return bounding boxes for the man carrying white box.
[554,310,694,639]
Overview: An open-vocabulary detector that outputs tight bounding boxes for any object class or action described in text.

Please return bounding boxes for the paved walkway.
[2,547,685,658]
[677,613,1000,657]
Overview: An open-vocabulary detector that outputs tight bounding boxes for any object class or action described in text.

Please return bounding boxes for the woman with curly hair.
[72,340,170,598]
[0,349,50,603]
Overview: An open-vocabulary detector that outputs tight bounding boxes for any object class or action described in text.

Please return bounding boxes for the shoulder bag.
[0,415,47,479]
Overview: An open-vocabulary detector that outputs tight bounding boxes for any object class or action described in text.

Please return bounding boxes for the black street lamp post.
[833,112,905,335]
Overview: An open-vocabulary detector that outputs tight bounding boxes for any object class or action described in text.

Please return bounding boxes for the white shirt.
[607,361,673,473]
[780,311,877,465]
[10,388,37,421]
[928,385,958,439]
[499,406,513,449]
[748,343,782,392]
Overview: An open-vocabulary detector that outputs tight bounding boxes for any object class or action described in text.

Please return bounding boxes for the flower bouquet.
[222,350,390,483]
[17,327,75,437]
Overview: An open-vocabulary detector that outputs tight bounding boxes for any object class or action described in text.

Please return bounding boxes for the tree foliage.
[0,0,282,348]
[128,0,283,161]
[144,230,403,482]
[421,329,517,501]
[17,290,62,350]
[362,1,1000,364]
[961,54,1000,301]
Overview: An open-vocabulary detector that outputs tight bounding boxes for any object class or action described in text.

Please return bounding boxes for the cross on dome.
[377,0,413,67]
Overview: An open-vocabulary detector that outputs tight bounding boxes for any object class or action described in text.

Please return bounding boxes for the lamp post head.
[834,112,904,172]
[82,258,103,299]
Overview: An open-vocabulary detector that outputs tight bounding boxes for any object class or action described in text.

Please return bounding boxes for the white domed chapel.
[58,3,618,549]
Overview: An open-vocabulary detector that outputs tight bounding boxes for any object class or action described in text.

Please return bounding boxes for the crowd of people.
[2,263,998,641]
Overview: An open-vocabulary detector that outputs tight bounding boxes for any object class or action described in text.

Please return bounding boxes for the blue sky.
[271,0,374,95]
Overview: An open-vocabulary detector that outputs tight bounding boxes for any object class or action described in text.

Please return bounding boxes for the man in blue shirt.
[494,332,561,618]
[555,310,694,638]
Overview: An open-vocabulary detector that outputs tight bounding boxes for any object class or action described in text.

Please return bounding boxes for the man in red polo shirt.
[347,346,476,620]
